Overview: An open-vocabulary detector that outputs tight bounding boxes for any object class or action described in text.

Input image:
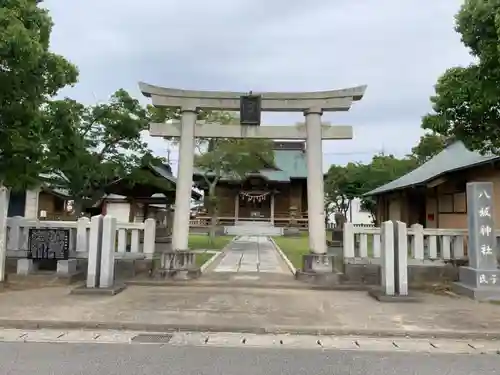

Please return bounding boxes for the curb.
[0,319,500,340]
[200,251,223,273]
[125,279,370,291]
[269,237,296,274]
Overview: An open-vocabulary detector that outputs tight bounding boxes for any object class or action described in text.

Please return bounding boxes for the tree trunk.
[370,208,378,226]
[207,183,218,245]
[0,184,10,282]
[73,198,84,218]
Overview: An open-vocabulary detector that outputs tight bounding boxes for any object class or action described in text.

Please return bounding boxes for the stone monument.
[453,182,500,301]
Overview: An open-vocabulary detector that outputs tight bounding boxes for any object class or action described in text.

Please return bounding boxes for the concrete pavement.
[209,235,292,274]
[0,341,499,375]
[1,285,500,338]
[200,235,295,284]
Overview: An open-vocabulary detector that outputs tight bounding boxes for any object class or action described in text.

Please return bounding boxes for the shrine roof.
[106,163,202,200]
[193,148,307,182]
[365,141,499,196]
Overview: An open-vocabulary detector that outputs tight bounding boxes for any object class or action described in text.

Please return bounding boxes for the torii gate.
[140,82,366,259]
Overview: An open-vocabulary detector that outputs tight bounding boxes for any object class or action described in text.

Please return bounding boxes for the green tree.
[325,155,417,224]
[41,89,168,215]
[410,133,448,164]
[359,154,418,223]
[324,162,367,220]
[0,0,78,281]
[422,0,500,155]
[1,0,78,191]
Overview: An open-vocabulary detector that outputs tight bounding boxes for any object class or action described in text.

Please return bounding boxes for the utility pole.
[166,146,171,164]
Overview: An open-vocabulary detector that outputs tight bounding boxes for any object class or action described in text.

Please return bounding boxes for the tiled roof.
[365,141,498,196]
[193,148,308,182]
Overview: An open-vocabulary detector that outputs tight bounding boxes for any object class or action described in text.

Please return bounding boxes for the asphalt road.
[0,342,499,375]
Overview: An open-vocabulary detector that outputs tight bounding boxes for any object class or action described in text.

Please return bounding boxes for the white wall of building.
[105,202,131,222]
[327,197,373,226]
[347,198,373,224]
[24,188,41,219]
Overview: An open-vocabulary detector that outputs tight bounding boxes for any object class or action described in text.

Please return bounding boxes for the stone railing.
[113,220,156,256]
[190,216,310,228]
[6,216,156,259]
[326,222,375,230]
[189,218,210,227]
[343,222,469,262]
[6,216,84,256]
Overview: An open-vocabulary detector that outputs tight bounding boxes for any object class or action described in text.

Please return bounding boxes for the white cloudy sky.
[44,0,472,171]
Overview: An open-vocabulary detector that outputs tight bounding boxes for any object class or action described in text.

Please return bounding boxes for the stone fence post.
[410,223,424,260]
[100,215,116,289]
[86,215,103,288]
[343,222,355,258]
[75,214,125,295]
[369,220,416,302]
[380,220,394,295]
[6,216,23,252]
[76,217,90,254]
[143,218,156,259]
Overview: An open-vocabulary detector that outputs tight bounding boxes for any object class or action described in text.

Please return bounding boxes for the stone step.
[235,221,274,227]
[224,226,283,236]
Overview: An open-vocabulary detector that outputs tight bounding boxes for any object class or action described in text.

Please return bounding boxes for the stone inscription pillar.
[172,107,197,251]
[304,108,327,254]
[454,182,500,300]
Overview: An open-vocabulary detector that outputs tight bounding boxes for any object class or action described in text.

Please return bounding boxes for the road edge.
[1,319,499,340]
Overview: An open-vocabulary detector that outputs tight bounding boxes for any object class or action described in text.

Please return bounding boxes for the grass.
[195,252,215,267]
[273,232,376,268]
[272,236,309,268]
[188,234,233,250]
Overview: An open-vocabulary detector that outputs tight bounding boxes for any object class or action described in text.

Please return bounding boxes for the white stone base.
[57,259,78,276]
[16,259,38,275]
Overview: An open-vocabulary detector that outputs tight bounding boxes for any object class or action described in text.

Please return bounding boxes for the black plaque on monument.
[28,228,70,265]
[240,94,261,126]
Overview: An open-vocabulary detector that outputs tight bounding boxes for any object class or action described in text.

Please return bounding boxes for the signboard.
[28,228,70,260]
[240,94,261,126]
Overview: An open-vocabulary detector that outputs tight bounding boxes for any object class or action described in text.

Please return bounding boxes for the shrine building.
[192,141,309,228]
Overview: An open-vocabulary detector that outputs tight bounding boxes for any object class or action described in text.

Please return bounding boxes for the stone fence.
[6,216,156,260]
[343,222,471,262]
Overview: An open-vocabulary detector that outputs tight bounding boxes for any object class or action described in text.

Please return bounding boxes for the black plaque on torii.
[240,92,261,126]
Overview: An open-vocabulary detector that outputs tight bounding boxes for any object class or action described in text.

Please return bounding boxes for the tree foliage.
[410,133,447,165]
[422,0,500,155]
[325,154,418,224]
[0,0,78,190]
[41,89,167,214]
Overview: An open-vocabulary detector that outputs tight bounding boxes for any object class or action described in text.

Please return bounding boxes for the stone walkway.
[212,236,291,274]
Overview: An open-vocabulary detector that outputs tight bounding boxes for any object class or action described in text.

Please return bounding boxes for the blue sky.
[44,0,473,171]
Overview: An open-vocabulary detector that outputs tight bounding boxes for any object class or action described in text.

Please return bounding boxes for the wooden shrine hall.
[192,141,309,228]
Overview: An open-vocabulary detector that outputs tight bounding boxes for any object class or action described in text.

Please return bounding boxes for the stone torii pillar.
[304,108,327,254]
[171,106,197,251]
[140,83,367,266]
